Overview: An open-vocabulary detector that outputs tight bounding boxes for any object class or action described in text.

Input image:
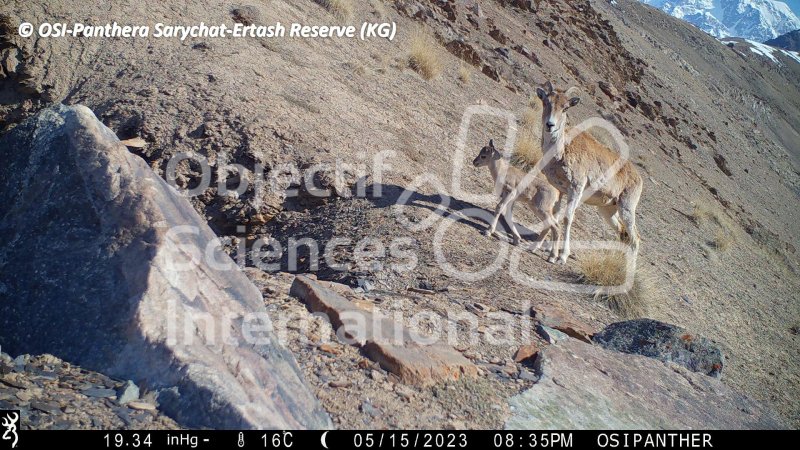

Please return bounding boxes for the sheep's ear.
[545,81,553,93]
[569,97,580,107]
[536,87,547,99]
[488,139,495,149]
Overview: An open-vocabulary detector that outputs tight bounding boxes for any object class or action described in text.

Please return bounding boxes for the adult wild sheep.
[535,81,643,264]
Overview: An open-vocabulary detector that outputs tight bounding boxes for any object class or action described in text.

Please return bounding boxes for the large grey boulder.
[0,104,331,429]
[506,338,784,429]
[592,319,724,378]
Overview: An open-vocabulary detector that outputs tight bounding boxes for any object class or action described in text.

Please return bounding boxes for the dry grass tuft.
[577,250,656,319]
[712,228,734,251]
[691,201,738,252]
[691,202,719,224]
[511,108,543,170]
[458,63,471,84]
[409,30,444,80]
[351,62,367,76]
[318,0,354,20]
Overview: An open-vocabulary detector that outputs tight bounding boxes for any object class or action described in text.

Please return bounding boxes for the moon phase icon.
[321,431,329,449]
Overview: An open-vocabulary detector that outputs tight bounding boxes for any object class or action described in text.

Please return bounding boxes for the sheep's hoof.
[557,257,568,265]
[547,255,558,264]
[482,229,493,237]
[512,237,521,246]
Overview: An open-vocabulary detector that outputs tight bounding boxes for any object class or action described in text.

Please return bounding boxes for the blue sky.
[785,0,800,18]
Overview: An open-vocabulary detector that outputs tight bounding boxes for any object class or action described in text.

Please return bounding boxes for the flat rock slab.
[0,105,330,429]
[530,303,595,343]
[290,276,478,386]
[506,338,784,429]
[592,319,724,377]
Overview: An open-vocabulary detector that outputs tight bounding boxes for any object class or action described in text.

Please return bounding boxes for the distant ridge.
[765,28,800,49]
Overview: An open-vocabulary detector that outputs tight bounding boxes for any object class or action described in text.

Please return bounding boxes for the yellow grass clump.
[458,63,471,84]
[577,250,656,319]
[511,108,543,170]
[691,201,738,252]
[409,30,444,80]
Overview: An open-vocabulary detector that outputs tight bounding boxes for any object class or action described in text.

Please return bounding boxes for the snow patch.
[723,38,800,65]
[746,39,781,63]
[779,49,800,64]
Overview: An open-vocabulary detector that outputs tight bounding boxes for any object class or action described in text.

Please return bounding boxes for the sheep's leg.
[558,180,587,264]
[547,191,564,262]
[619,183,642,259]
[598,205,624,240]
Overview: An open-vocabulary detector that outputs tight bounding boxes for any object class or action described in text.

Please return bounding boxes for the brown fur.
[473,140,563,261]
[536,81,643,264]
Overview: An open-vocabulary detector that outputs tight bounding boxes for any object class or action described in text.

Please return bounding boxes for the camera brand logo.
[1,411,18,449]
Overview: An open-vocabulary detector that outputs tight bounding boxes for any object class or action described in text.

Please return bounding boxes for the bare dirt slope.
[1,0,799,428]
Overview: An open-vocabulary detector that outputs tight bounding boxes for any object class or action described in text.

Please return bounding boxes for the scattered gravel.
[0,353,180,430]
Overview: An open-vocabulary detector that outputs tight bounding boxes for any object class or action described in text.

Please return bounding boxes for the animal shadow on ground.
[364,183,550,247]
[254,182,554,285]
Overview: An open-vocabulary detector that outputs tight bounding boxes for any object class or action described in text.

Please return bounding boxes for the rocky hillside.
[1,352,180,430]
[766,28,800,49]
[1,0,799,428]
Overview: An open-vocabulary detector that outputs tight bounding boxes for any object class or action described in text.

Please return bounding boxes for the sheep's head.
[536,81,580,136]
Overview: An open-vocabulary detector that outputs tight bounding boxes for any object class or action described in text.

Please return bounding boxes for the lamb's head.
[536,81,580,136]
[472,139,501,167]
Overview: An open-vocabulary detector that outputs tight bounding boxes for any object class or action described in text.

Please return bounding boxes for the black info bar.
[7,430,793,450]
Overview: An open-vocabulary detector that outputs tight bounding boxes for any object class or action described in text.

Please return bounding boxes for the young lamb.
[473,139,563,262]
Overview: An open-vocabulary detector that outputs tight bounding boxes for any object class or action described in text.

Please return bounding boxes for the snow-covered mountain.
[640,0,800,42]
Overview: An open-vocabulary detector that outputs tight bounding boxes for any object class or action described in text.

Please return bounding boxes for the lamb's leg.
[505,198,522,245]
[539,211,562,263]
[547,217,563,263]
[531,208,550,251]
[558,181,587,264]
[486,188,517,238]
[531,190,562,261]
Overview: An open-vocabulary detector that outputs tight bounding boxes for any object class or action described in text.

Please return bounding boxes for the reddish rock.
[444,40,483,67]
[598,80,620,100]
[481,64,502,81]
[513,344,541,363]
[512,45,541,65]
[489,28,508,45]
[290,276,478,386]
[318,343,342,355]
[530,304,595,343]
